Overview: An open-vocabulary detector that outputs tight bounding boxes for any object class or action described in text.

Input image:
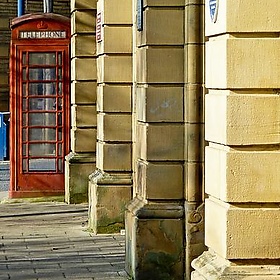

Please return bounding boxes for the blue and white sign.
[209,0,219,23]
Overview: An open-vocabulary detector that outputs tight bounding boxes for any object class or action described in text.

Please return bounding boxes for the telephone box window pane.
[29,143,56,156]
[29,159,56,171]
[29,53,56,65]
[22,68,27,81]
[29,68,56,81]
[22,128,27,142]
[58,68,62,80]
[22,53,27,65]
[29,98,56,111]
[58,143,62,156]
[22,98,27,111]
[22,113,27,126]
[22,159,27,172]
[29,113,56,126]
[22,144,27,156]
[58,82,62,95]
[29,83,56,96]
[29,128,56,141]
[58,53,62,65]
[22,83,27,96]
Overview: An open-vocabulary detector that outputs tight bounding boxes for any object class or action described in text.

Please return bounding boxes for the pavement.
[0,161,129,280]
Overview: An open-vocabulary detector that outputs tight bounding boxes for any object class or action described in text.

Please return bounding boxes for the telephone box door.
[10,14,70,198]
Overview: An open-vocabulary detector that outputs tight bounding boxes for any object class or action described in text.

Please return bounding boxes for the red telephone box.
[9,13,70,198]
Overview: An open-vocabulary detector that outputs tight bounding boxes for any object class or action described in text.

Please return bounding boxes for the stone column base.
[185,202,206,278]
[65,152,96,204]
[125,197,185,280]
[192,250,280,280]
[88,170,132,234]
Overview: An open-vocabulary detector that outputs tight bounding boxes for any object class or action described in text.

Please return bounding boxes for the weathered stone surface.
[65,152,96,204]
[136,160,184,199]
[97,26,132,55]
[71,58,97,81]
[96,142,131,171]
[125,197,184,280]
[71,10,96,34]
[137,8,184,46]
[88,171,132,233]
[136,47,184,84]
[205,197,280,259]
[97,55,132,83]
[71,0,97,11]
[137,86,183,122]
[71,34,96,57]
[97,113,132,141]
[97,85,131,113]
[205,0,280,36]
[192,251,280,280]
[206,37,280,89]
[71,104,97,128]
[137,123,184,161]
[71,81,97,105]
[205,91,280,145]
[71,128,97,152]
[206,144,280,202]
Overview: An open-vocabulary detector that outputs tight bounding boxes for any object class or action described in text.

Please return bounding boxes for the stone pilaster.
[184,0,206,277]
[126,0,186,278]
[88,0,133,233]
[192,1,280,279]
[65,0,97,204]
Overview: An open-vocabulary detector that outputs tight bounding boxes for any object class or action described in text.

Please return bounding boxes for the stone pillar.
[126,0,186,279]
[184,0,206,277]
[88,0,133,234]
[192,1,280,279]
[65,0,97,204]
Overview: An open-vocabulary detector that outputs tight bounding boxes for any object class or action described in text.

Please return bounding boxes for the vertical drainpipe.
[43,0,53,13]
[18,0,25,17]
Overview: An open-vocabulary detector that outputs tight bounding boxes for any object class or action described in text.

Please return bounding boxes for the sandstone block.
[206,144,280,202]
[97,55,132,83]
[71,128,97,152]
[71,58,97,81]
[205,197,280,259]
[88,183,132,233]
[97,84,131,113]
[71,104,97,128]
[71,81,97,104]
[206,37,280,89]
[137,47,184,84]
[205,91,280,145]
[96,142,131,171]
[97,113,132,141]
[71,0,97,11]
[137,160,184,199]
[97,26,132,55]
[100,0,132,24]
[65,158,95,204]
[143,0,184,6]
[71,10,96,34]
[137,8,184,46]
[0,46,8,57]
[137,86,183,122]
[205,0,280,36]
[71,34,96,57]
[137,123,184,161]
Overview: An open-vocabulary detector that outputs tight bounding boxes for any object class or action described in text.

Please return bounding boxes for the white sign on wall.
[209,0,219,23]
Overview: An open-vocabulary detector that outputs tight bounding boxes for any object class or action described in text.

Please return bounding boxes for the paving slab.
[0,202,129,280]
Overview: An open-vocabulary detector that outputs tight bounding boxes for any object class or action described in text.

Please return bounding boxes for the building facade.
[2,0,280,279]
